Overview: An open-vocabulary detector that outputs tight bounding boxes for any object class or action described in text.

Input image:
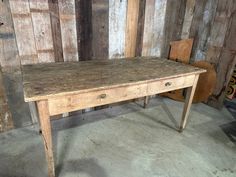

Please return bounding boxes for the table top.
[22,57,206,102]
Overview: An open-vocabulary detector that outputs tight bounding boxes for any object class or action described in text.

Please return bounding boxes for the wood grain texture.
[169,38,193,63]
[161,0,187,58]
[49,0,64,62]
[109,0,127,58]
[180,74,199,131]
[58,0,79,61]
[92,0,109,59]
[181,0,195,39]
[142,0,167,56]
[0,0,20,71]
[22,57,205,102]
[79,0,93,60]
[37,100,55,177]
[125,0,140,57]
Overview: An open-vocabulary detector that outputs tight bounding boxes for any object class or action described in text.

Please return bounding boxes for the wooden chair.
[143,38,194,107]
[162,38,194,101]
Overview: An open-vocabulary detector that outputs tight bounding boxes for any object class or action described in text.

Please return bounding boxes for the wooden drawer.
[147,74,195,95]
[48,84,147,116]
[48,74,196,116]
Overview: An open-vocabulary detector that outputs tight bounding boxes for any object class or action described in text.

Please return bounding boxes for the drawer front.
[147,74,195,95]
[48,74,196,116]
[48,84,147,116]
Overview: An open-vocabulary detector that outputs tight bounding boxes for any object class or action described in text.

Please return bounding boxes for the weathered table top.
[22,57,205,102]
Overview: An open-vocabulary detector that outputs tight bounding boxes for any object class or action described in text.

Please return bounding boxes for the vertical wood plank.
[0,0,20,71]
[135,0,146,57]
[92,0,109,59]
[58,0,79,61]
[161,0,187,58]
[9,0,39,65]
[49,0,64,62]
[30,10,55,63]
[37,100,55,177]
[189,0,218,61]
[79,0,93,60]
[142,0,167,57]
[207,0,236,108]
[181,0,195,39]
[125,0,140,57]
[109,0,127,59]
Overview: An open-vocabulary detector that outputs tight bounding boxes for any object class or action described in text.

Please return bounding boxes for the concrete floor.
[0,97,235,177]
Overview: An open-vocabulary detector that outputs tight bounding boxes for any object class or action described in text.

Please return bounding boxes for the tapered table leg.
[180,75,199,132]
[144,96,149,108]
[37,100,55,177]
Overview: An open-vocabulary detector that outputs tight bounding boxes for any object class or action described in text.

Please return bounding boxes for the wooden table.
[22,57,206,177]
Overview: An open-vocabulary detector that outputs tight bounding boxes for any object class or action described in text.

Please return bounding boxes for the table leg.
[143,96,149,108]
[37,100,55,177]
[180,75,199,132]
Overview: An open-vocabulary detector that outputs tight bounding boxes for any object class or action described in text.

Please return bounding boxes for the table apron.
[48,74,196,116]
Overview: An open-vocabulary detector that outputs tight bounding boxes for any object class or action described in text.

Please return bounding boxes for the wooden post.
[37,100,55,177]
[180,74,199,131]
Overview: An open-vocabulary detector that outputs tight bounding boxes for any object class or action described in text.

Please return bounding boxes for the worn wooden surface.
[125,0,140,57]
[58,0,79,61]
[169,39,193,63]
[161,0,186,58]
[22,57,205,102]
[92,0,109,59]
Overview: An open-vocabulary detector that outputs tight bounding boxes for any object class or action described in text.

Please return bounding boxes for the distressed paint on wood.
[58,0,79,61]
[109,0,127,59]
[181,0,195,39]
[142,0,167,56]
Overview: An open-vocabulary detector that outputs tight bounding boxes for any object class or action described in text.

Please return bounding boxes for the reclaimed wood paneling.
[142,0,167,56]
[0,0,20,71]
[49,0,64,62]
[79,0,93,60]
[125,0,140,57]
[31,11,55,63]
[161,0,187,58]
[9,0,39,65]
[181,0,195,39]
[92,0,109,59]
[207,0,236,108]
[135,0,146,57]
[58,0,79,61]
[190,0,218,61]
[109,0,127,59]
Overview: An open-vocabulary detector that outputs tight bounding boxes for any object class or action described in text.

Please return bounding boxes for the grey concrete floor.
[0,97,235,177]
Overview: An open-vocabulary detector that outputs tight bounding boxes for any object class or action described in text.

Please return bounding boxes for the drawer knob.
[99,94,107,99]
[165,82,172,87]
